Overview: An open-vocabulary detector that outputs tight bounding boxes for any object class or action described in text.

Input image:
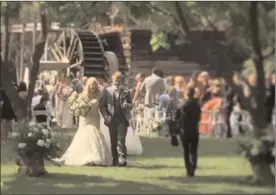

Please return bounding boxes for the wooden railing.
[0,22,61,33]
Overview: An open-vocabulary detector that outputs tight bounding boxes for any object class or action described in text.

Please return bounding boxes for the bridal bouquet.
[68,93,93,117]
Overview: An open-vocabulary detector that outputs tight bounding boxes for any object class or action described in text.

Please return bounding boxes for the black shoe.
[186,170,194,177]
[112,159,118,167]
[118,162,127,167]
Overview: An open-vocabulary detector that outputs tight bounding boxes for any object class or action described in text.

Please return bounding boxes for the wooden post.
[3,4,9,63]
[32,21,37,55]
[20,24,26,82]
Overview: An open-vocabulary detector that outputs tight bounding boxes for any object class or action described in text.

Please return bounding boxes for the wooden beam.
[19,24,26,81]
[39,61,70,70]
[1,22,62,33]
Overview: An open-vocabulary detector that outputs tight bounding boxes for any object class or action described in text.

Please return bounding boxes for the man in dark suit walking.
[176,87,201,177]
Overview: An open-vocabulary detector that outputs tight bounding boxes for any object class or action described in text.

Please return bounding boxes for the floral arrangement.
[147,118,165,132]
[11,121,63,161]
[132,103,145,119]
[237,134,275,165]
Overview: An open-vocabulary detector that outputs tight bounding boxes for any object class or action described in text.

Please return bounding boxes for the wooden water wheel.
[41,29,109,77]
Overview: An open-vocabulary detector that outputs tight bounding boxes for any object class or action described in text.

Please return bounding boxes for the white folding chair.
[33,110,50,128]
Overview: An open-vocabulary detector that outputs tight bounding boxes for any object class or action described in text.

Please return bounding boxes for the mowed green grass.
[1,129,273,194]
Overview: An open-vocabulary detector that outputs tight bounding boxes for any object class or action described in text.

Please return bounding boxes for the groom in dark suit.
[99,71,133,167]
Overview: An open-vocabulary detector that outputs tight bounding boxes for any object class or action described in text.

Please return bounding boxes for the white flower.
[46,138,51,144]
[10,132,19,139]
[28,121,36,127]
[18,143,27,149]
[250,147,259,156]
[51,118,57,123]
[30,127,39,132]
[152,122,159,129]
[37,139,45,147]
[42,129,49,136]
[28,132,33,137]
[44,143,50,149]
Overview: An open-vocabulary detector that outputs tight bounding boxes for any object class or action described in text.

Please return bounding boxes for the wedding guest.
[58,75,74,129]
[176,87,201,177]
[132,73,146,103]
[31,89,44,109]
[82,76,88,86]
[1,90,15,142]
[33,96,48,124]
[265,71,275,124]
[199,79,224,135]
[96,73,108,90]
[166,76,175,90]
[174,76,185,100]
[139,67,166,107]
[197,71,211,105]
[17,81,28,100]
[72,71,83,93]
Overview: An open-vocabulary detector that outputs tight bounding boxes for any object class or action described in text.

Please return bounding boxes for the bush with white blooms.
[11,121,62,158]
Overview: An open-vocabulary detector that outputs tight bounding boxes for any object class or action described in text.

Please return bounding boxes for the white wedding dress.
[58,99,112,166]
[100,116,143,156]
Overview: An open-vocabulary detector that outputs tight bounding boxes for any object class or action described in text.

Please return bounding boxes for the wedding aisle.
[1,131,273,194]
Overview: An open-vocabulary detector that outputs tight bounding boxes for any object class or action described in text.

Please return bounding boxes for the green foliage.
[150,32,170,52]
[238,133,275,165]
[242,58,275,77]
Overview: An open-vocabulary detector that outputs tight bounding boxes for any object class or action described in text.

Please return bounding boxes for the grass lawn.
[1,129,274,194]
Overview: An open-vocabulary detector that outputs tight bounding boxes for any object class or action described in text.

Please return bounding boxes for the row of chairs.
[131,103,273,138]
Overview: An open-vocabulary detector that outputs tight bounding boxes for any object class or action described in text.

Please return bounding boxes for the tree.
[1,2,48,176]
[126,1,274,184]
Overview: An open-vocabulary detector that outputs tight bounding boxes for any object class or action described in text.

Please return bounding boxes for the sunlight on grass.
[1,132,274,194]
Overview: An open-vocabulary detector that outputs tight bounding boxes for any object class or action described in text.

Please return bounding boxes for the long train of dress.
[100,116,143,156]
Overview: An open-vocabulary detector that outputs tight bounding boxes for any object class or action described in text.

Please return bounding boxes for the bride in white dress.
[56,77,112,166]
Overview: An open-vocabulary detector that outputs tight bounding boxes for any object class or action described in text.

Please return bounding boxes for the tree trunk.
[249,1,267,135]
[250,161,274,185]
[248,2,274,185]
[174,2,190,35]
[27,11,48,118]
[16,152,47,177]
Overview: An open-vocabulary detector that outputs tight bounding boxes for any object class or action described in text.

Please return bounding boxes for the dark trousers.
[180,132,199,175]
[109,117,128,165]
[225,109,233,138]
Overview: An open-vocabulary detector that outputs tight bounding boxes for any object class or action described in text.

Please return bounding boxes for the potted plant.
[11,121,63,177]
[237,131,275,184]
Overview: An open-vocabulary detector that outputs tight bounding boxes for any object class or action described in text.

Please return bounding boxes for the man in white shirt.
[139,67,166,107]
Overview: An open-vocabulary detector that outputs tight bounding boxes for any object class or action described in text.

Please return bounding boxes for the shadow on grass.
[1,173,193,194]
[159,175,247,185]
[128,162,215,170]
[140,136,238,158]
[159,175,274,188]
